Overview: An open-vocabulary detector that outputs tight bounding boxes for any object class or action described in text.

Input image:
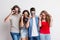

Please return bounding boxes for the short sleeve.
[9,15,12,20]
[18,13,22,18]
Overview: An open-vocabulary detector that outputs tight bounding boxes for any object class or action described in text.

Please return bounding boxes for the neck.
[43,18,46,20]
[32,15,35,18]
[32,14,35,17]
[42,19,46,22]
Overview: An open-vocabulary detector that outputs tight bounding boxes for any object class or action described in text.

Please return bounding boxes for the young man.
[28,7,40,40]
[4,5,21,40]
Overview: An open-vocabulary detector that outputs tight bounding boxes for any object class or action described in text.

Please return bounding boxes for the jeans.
[29,36,40,40]
[40,34,51,40]
[21,27,28,38]
[10,32,20,40]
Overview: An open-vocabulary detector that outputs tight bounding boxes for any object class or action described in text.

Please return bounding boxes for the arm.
[26,15,31,28]
[39,19,41,27]
[38,15,42,27]
[4,10,14,22]
[26,19,30,28]
[4,13,11,22]
[20,16,24,27]
[50,16,53,27]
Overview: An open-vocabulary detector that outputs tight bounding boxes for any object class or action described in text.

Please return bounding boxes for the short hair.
[11,5,20,14]
[30,7,35,12]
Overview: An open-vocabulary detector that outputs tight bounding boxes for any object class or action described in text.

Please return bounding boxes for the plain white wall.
[0,0,60,40]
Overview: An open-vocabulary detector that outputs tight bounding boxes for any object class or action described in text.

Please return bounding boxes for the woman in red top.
[39,10,52,40]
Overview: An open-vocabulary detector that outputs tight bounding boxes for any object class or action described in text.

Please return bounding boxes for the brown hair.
[40,10,51,26]
[11,5,20,14]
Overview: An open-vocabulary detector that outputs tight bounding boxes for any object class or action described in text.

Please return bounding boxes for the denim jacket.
[28,16,40,37]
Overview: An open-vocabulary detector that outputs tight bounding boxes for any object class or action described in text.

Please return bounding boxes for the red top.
[40,21,50,34]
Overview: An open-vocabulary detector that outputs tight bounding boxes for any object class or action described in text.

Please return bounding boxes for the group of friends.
[4,5,52,40]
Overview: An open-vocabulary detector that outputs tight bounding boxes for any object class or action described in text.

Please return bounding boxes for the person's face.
[15,7,19,14]
[31,11,35,16]
[24,12,28,18]
[42,13,46,19]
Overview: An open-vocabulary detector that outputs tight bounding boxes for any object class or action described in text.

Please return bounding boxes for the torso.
[32,17,39,36]
[40,20,50,34]
[10,14,21,33]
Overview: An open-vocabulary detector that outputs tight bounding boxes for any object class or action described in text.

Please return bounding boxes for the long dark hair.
[19,10,30,26]
[23,10,30,24]
[22,10,30,17]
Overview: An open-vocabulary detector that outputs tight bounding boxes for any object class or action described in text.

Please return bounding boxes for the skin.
[15,8,19,14]
[31,11,35,17]
[41,13,46,22]
[24,12,28,18]
[4,7,19,22]
[20,12,29,40]
[42,13,46,19]
[4,7,21,40]
[39,13,46,27]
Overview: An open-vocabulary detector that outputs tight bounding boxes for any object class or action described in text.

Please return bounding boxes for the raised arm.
[47,14,52,27]
[38,15,42,27]
[4,13,11,22]
[25,15,31,28]
[20,16,24,27]
[4,10,15,22]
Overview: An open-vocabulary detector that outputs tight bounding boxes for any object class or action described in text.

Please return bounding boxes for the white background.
[0,0,60,40]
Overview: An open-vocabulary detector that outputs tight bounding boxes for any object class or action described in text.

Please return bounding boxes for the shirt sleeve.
[9,15,12,26]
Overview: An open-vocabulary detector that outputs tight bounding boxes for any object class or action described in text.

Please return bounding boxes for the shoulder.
[9,15,14,19]
[17,14,22,18]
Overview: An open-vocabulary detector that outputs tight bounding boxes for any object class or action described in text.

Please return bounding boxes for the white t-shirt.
[32,17,39,36]
[10,14,21,33]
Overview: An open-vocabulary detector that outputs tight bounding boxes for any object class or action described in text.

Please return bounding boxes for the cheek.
[25,15,26,17]
[43,16,46,18]
[15,8,19,11]
[24,15,27,17]
[31,11,35,14]
[24,13,28,17]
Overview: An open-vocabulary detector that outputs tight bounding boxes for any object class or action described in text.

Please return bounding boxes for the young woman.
[19,10,30,40]
[4,5,21,40]
[39,10,52,40]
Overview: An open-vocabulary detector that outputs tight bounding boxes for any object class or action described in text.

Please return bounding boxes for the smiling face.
[11,5,20,15]
[22,10,29,18]
[42,13,46,19]
[30,7,35,17]
[24,12,28,18]
[40,10,51,26]
[15,7,19,14]
[31,11,35,17]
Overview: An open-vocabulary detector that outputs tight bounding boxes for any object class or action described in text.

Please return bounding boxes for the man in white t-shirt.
[28,7,40,40]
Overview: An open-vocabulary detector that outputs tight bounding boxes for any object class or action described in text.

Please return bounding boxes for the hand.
[11,10,15,14]
[21,15,23,20]
[27,15,31,20]
[29,15,31,19]
[39,15,42,20]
